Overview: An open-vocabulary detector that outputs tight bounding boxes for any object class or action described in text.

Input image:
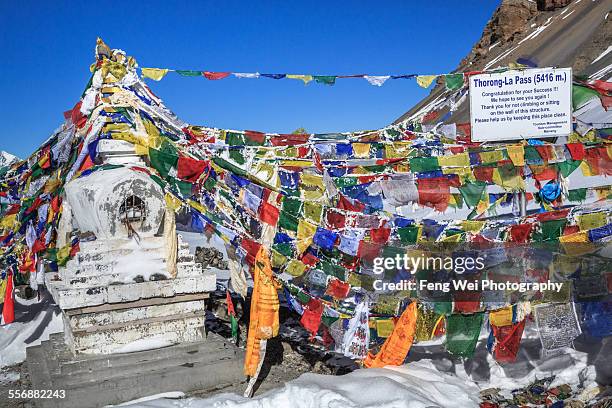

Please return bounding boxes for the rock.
[195,246,229,270]
[536,0,571,11]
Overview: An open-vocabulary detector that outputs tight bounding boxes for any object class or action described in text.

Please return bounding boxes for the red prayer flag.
[203,71,230,80]
[177,156,208,182]
[244,130,266,145]
[300,298,323,337]
[491,320,526,363]
[325,278,350,299]
[79,155,95,172]
[417,177,450,212]
[566,143,585,160]
[370,224,391,244]
[241,239,261,267]
[259,201,280,226]
[226,290,236,317]
[535,145,554,162]
[300,252,319,267]
[473,166,495,183]
[270,134,310,146]
[338,194,365,212]
[509,223,534,243]
[326,209,346,229]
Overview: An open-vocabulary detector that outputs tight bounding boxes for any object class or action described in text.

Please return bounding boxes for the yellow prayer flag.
[438,152,470,167]
[375,319,395,338]
[577,212,607,231]
[296,219,317,255]
[460,220,485,233]
[580,160,595,176]
[187,199,206,214]
[560,231,594,256]
[492,168,525,191]
[0,214,16,230]
[416,75,437,88]
[165,193,183,212]
[479,150,505,164]
[271,249,288,268]
[489,307,513,327]
[286,74,313,85]
[506,145,525,166]
[443,166,474,182]
[285,259,307,277]
[134,144,149,156]
[141,68,169,81]
[353,143,371,158]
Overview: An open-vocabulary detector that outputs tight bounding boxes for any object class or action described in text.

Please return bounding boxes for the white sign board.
[469,68,572,142]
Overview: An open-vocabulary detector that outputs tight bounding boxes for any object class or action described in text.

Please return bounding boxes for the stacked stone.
[195,247,228,270]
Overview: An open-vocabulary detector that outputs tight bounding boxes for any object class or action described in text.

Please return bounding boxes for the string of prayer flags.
[137,66,485,92]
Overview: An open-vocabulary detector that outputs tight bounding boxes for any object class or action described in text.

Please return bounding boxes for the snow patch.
[0,297,63,368]
[562,9,575,19]
[114,337,176,354]
[592,45,612,64]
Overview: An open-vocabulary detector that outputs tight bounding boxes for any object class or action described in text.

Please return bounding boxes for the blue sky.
[0,1,499,158]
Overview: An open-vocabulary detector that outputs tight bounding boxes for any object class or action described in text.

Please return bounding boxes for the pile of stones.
[195,246,228,270]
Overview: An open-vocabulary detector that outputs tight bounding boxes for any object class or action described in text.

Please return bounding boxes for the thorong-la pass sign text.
[469,68,572,142]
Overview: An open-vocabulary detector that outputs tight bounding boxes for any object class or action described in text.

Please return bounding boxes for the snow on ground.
[0,294,63,368]
[114,319,606,408]
[113,360,481,408]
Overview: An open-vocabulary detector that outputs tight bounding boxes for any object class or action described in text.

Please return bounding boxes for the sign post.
[468,68,573,217]
[469,68,572,142]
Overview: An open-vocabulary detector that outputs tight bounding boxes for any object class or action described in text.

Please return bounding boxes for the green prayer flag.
[172,179,192,197]
[321,315,339,327]
[459,181,486,208]
[446,313,483,357]
[558,159,582,177]
[533,219,567,242]
[229,149,246,165]
[572,84,600,110]
[318,259,347,281]
[296,290,311,304]
[176,70,202,77]
[203,176,217,191]
[273,242,294,257]
[397,226,420,244]
[334,177,358,188]
[433,301,452,316]
[149,147,178,179]
[524,145,542,164]
[278,210,298,232]
[225,132,245,146]
[212,157,247,176]
[568,188,587,202]
[282,197,302,217]
[230,314,239,343]
[445,74,464,91]
[314,75,336,85]
[409,156,440,173]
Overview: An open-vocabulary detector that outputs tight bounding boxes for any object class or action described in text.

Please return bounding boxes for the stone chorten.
[45,39,216,354]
